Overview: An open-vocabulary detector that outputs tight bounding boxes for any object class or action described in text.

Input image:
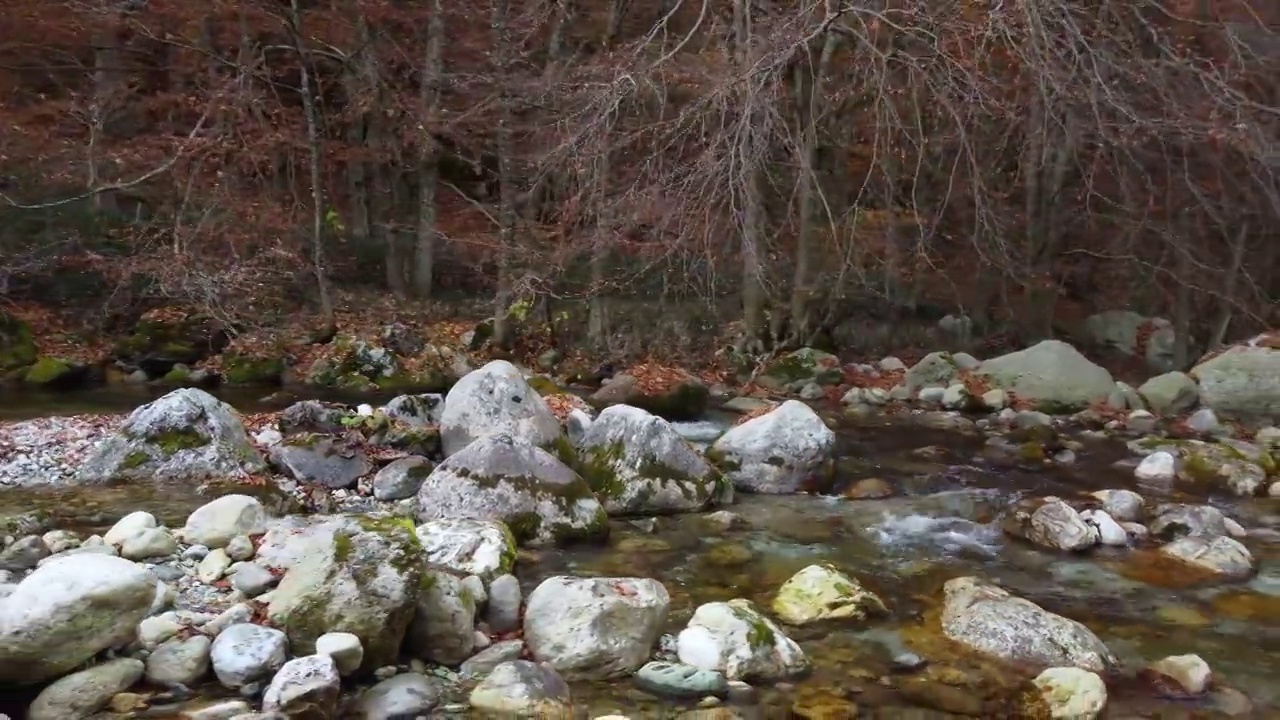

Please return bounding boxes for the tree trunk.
[733,0,766,352]
[413,0,445,298]
[289,0,335,328]
[788,3,839,345]
[490,0,518,350]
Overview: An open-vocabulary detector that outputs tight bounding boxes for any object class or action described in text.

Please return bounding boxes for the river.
[1,387,1277,717]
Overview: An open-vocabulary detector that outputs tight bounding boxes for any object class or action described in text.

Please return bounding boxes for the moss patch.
[0,312,38,371]
[23,357,73,385]
[222,354,285,385]
[148,428,210,455]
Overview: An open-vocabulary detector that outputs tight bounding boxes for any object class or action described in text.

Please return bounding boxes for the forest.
[0,0,1276,367]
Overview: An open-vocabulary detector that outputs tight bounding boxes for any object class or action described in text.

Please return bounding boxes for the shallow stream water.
[2,389,1278,718]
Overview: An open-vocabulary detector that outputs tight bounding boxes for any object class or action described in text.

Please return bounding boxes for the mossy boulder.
[22,356,87,389]
[0,310,37,372]
[414,433,608,547]
[589,373,709,422]
[113,311,228,377]
[708,400,836,495]
[264,514,424,673]
[1191,342,1280,421]
[759,348,843,391]
[975,341,1115,413]
[222,354,285,385]
[576,404,721,516]
[675,599,810,681]
[75,388,266,484]
[772,564,888,625]
[305,337,399,388]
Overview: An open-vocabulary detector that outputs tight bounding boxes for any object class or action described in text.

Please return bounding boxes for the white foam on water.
[868,512,1003,557]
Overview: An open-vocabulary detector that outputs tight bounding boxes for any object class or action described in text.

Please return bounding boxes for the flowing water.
[2,389,1278,718]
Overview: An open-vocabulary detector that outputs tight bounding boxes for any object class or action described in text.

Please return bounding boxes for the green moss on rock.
[23,357,73,385]
[148,428,210,455]
[222,354,285,385]
[0,312,37,371]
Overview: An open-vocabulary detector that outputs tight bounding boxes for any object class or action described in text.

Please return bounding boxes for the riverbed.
[1,388,1277,717]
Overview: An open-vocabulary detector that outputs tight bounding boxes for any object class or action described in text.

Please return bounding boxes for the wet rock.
[1138,372,1200,415]
[416,518,516,582]
[76,388,266,484]
[635,661,729,699]
[414,433,608,547]
[26,657,144,720]
[524,576,670,679]
[0,553,156,683]
[1159,535,1256,580]
[1005,498,1097,552]
[897,678,985,716]
[904,352,962,393]
[181,494,269,549]
[676,599,809,681]
[708,400,836,495]
[315,631,363,676]
[1148,504,1230,540]
[404,569,475,666]
[210,622,288,689]
[940,576,1117,672]
[145,634,212,686]
[1079,509,1128,546]
[976,341,1115,412]
[372,456,433,501]
[771,563,887,625]
[266,515,422,671]
[577,405,722,515]
[1135,451,1176,481]
[1188,408,1225,435]
[1144,653,1212,695]
[1030,666,1107,719]
[440,360,565,457]
[842,477,893,500]
[468,660,572,714]
[349,672,443,718]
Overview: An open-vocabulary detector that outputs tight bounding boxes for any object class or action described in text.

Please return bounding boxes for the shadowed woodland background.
[0,0,1277,366]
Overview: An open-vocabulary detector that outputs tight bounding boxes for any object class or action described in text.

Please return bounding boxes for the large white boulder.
[439,360,564,457]
[976,340,1115,412]
[523,576,670,679]
[1191,338,1280,420]
[708,400,835,494]
[676,599,809,681]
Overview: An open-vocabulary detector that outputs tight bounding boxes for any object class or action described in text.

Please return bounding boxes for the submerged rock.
[708,400,836,494]
[1158,535,1256,580]
[1144,653,1212,695]
[414,433,608,547]
[576,405,722,515]
[523,576,670,680]
[940,577,1117,672]
[1004,498,1097,552]
[75,388,266,485]
[468,660,573,715]
[771,564,887,625]
[1030,666,1108,719]
[634,661,729,699]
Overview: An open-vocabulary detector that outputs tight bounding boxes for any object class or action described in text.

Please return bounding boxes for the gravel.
[0,415,119,487]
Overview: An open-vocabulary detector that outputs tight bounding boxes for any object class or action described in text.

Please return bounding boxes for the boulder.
[0,554,157,683]
[940,577,1117,672]
[265,515,424,671]
[210,622,289,689]
[904,352,963,393]
[415,518,517,582]
[1030,667,1107,719]
[1191,340,1280,420]
[676,599,809,681]
[1003,498,1098,552]
[414,433,608,546]
[262,654,341,716]
[523,576,670,679]
[349,672,443,719]
[1084,310,1177,373]
[383,393,445,428]
[269,436,373,489]
[1138,372,1200,415]
[758,348,843,391]
[278,400,350,435]
[708,400,835,494]
[771,564,886,625]
[1159,535,1256,580]
[75,388,266,485]
[404,569,476,666]
[440,360,565,457]
[975,341,1115,412]
[589,372,709,421]
[181,494,269,549]
[468,660,573,715]
[576,405,722,515]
